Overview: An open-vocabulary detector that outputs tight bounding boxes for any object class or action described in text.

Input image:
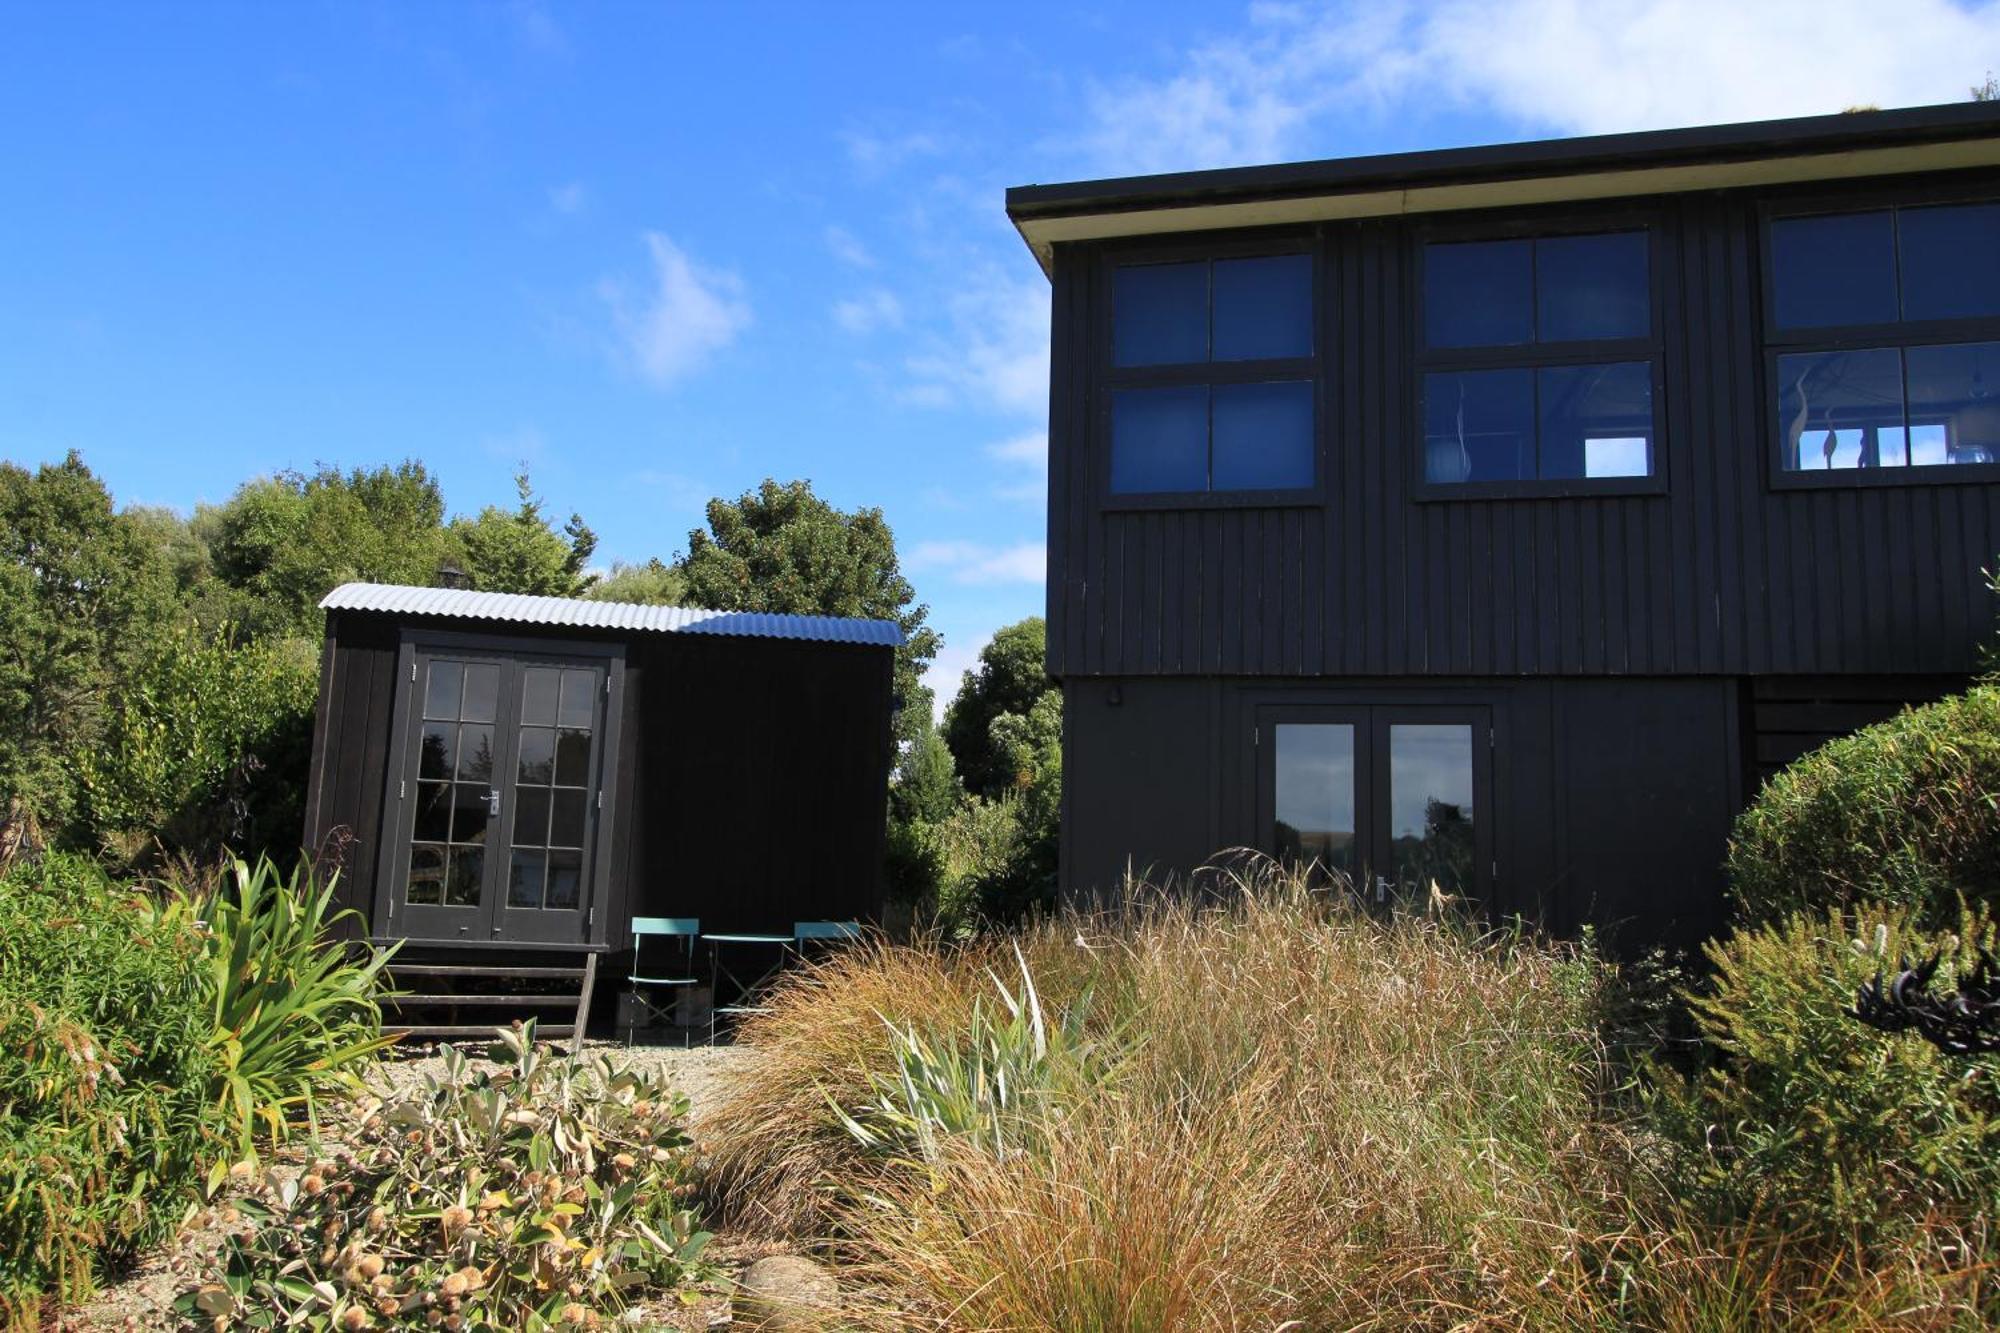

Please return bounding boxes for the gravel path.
[58,1040,761,1331]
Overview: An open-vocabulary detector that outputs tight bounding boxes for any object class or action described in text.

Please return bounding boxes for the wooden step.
[378,953,599,1053]
[393,992,579,1007]
[387,963,589,980]
[389,1023,577,1040]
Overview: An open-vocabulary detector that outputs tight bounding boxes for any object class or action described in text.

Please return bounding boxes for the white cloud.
[985,431,1045,468]
[1078,1,2000,175]
[903,266,1049,414]
[908,540,1046,586]
[833,288,905,334]
[842,127,944,175]
[599,233,752,388]
[825,224,875,268]
[480,423,548,466]
[631,469,712,514]
[548,181,587,216]
[921,632,991,721]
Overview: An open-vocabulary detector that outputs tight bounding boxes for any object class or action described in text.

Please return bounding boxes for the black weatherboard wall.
[302,601,897,952]
[1014,104,2000,947]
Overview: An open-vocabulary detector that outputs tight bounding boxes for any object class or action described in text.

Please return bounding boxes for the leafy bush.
[1729,685,2000,926]
[187,1024,712,1331]
[1649,901,2000,1247]
[0,853,215,1320]
[79,620,318,867]
[158,856,397,1156]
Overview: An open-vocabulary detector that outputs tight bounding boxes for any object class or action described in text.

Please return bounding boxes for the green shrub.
[0,852,216,1320]
[187,1023,713,1331]
[78,620,317,867]
[157,856,397,1156]
[1728,685,2000,926]
[1649,900,2000,1248]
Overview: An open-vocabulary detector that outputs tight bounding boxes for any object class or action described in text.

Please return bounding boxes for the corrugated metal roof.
[319,582,903,647]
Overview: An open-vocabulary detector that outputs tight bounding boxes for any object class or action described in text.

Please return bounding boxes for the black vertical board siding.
[1041,180,2000,683]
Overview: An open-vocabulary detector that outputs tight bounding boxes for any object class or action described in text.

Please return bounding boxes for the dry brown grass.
[700,860,1994,1330]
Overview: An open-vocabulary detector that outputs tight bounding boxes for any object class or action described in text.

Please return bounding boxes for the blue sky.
[6,1,2000,705]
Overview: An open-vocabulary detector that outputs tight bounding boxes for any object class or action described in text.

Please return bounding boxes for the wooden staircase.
[382,953,599,1053]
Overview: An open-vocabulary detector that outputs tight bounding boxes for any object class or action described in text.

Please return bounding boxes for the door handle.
[1375,875,1389,904]
[487,789,501,817]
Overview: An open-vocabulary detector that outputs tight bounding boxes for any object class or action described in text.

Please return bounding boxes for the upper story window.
[1106,253,1317,497]
[1768,201,2000,479]
[1418,229,1658,492]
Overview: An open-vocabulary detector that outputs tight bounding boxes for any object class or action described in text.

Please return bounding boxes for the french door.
[1257,704,1492,902]
[381,647,616,945]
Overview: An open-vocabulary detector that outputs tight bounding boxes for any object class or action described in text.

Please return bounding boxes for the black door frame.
[1247,694,1495,903]
[375,629,625,950]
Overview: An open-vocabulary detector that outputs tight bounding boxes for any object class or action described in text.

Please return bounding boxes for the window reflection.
[1388,724,1475,897]
[1778,344,2000,471]
[1273,724,1355,877]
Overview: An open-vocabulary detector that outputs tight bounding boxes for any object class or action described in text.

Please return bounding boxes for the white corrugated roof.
[319,582,903,647]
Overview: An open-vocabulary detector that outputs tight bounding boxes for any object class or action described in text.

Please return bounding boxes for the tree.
[890,714,961,827]
[586,558,685,605]
[676,479,941,739]
[0,453,175,835]
[200,461,457,637]
[451,471,599,597]
[942,617,1053,798]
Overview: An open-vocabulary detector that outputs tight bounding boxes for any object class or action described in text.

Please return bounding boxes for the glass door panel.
[1385,723,1477,898]
[497,663,603,942]
[1271,723,1359,877]
[396,657,505,939]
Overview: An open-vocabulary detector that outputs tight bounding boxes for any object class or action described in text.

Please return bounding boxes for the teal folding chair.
[626,917,699,1046]
[794,920,862,944]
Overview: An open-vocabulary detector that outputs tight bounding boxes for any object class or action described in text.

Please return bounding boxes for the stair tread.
[388,1024,577,1038]
[391,993,580,1007]
[387,964,588,980]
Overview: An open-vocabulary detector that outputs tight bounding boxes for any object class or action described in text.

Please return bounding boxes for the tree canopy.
[450,471,598,598]
[677,478,941,737]
[942,617,1053,798]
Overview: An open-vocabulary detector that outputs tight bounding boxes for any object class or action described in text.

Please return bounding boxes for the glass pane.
[558,670,595,728]
[1210,381,1313,490]
[514,786,551,847]
[1212,254,1312,361]
[1111,385,1209,494]
[1388,724,1475,896]
[407,844,445,905]
[1423,369,1534,483]
[1425,239,1532,348]
[1905,341,2000,466]
[517,728,555,785]
[1113,261,1208,366]
[423,662,461,722]
[418,723,454,781]
[449,783,489,847]
[522,668,560,726]
[1536,232,1648,342]
[555,729,592,786]
[550,790,587,849]
[1775,347,1906,470]
[445,847,483,907]
[414,781,452,842]
[545,850,582,910]
[1770,211,1897,330]
[1899,204,2000,322]
[457,725,494,782]
[460,664,499,723]
[508,849,546,909]
[1538,362,1653,479]
[1272,724,1355,877]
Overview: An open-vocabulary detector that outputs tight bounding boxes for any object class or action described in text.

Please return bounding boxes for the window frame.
[1093,231,1327,511]
[1760,181,2000,492]
[1410,210,1669,502]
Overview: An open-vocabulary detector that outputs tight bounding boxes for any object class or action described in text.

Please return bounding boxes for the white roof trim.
[319,582,903,647]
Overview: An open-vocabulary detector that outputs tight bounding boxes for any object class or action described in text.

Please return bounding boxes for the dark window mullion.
[1205,383,1216,492]
[1529,367,1544,482]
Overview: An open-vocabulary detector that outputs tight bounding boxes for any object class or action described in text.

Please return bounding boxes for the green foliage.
[79,622,318,863]
[1728,685,2000,926]
[450,471,599,598]
[200,462,457,639]
[0,452,176,832]
[889,717,961,829]
[163,856,397,1157]
[1648,901,2000,1247]
[676,478,940,740]
[941,617,1051,798]
[584,558,685,606]
[833,945,1116,1164]
[0,853,215,1319]
[187,1024,712,1331]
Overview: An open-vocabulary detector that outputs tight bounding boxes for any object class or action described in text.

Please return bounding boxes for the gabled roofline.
[1007,101,2000,275]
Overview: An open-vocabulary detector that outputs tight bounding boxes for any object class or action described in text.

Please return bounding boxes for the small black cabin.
[302,582,899,956]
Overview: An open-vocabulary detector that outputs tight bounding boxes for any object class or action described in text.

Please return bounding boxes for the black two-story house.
[1007,103,2000,945]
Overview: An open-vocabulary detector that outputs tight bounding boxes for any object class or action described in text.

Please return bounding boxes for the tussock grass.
[702,859,1994,1330]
